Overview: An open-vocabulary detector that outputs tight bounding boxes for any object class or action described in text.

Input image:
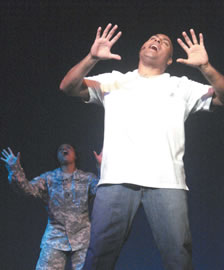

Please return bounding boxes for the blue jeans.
[83,184,193,270]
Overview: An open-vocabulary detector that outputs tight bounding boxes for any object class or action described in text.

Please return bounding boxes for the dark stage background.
[1,1,224,269]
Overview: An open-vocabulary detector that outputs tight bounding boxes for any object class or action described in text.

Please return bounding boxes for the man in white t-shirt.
[59,24,224,270]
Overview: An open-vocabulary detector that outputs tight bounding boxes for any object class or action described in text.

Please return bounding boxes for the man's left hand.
[176,29,209,68]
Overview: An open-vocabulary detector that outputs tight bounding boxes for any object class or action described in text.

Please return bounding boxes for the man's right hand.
[60,23,122,97]
[90,23,122,61]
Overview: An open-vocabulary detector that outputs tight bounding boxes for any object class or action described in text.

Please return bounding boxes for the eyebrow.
[58,145,71,150]
[154,35,171,44]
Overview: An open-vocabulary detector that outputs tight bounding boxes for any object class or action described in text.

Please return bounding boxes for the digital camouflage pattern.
[8,162,98,251]
[36,245,87,270]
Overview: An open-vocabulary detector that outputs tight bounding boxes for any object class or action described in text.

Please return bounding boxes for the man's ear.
[167,57,173,66]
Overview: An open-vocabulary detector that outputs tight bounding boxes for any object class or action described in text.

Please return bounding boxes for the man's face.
[139,34,173,67]
[57,144,76,165]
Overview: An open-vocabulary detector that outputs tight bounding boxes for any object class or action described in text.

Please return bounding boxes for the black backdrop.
[1,1,224,269]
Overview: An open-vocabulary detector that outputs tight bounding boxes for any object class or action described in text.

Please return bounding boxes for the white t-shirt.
[86,70,212,190]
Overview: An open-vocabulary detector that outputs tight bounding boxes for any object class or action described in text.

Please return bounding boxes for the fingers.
[176,58,187,64]
[98,23,122,42]
[93,151,97,158]
[93,150,100,161]
[1,149,9,162]
[1,149,10,158]
[110,31,122,45]
[93,151,101,160]
[1,147,15,159]
[181,29,198,47]
[102,23,113,38]
[93,151,100,165]
[190,29,204,46]
[0,147,18,166]
[189,29,198,45]
[199,33,204,46]
[0,157,7,162]
[95,26,102,40]
[177,38,189,52]
[110,53,122,61]
[107,25,122,43]
[17,152,21,162]
[178,29,203,48]
[93,150,102,163]
[106,24,118,39]
[181,31,194,47]
[8,147,13,155]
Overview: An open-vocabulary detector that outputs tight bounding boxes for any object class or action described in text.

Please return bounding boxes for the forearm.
[8,163,46,199]
[60,53,99,97]
[9,163,33,194]
[199,62,224,104]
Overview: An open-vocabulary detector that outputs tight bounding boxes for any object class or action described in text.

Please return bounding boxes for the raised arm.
[1,148,48,201]
[1,147,21,171]
[177,29,224,105]
[59,23,122,100]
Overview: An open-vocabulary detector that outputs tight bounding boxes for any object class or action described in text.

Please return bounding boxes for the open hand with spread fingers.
[1,147,20,167]
[90,23,122,61]
[176,29,209,68]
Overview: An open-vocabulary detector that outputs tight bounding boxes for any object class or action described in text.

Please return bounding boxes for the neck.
[138,62,165,77]
[61,163,76,174]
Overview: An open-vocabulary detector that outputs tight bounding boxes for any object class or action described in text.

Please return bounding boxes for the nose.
[154,37,161,44]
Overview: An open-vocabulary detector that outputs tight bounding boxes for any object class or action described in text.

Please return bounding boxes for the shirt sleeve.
[87,173,99,196]
[85,71,123,105]
[8,162,49,203]
[178,76,213,115]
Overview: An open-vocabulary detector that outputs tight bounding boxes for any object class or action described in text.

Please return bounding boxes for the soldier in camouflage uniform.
[1,144,100,270]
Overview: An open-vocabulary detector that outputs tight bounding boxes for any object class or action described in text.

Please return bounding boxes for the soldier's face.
[57,144,76,165]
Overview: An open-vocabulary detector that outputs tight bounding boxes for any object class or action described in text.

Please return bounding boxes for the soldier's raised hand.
[1,147,21,167]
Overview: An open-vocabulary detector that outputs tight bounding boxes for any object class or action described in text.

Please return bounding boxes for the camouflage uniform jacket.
[8,162,98,251]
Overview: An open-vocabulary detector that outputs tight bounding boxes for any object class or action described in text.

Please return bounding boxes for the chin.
[60,160,68,165]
